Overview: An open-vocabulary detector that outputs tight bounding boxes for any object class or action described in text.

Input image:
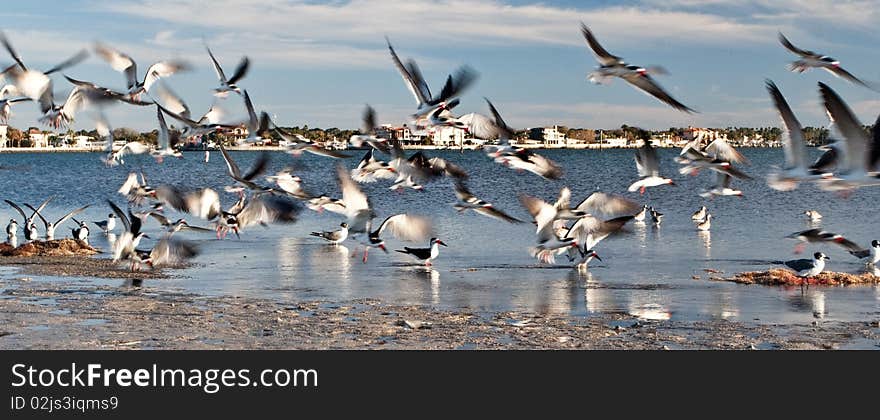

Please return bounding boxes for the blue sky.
[2,0,880,131]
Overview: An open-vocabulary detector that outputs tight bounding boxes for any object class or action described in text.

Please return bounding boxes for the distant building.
[529,125,567,148]
[603,137,629,148]
[28,128,51,148]
[430,126,467,147]
[0,125,7,147]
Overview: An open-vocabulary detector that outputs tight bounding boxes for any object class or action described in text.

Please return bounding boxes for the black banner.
[2,350,876,418]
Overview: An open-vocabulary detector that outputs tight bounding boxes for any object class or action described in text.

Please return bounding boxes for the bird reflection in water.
[787,289,826,319]
[698,230,711,258]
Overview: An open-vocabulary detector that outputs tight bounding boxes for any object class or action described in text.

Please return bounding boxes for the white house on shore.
[529,125,567,148]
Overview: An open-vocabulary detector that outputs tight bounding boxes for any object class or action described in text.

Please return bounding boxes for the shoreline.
[0,145,785,154]
[0,265,877,350]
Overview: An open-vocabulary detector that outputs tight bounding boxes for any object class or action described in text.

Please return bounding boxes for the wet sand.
[1,272,878,350]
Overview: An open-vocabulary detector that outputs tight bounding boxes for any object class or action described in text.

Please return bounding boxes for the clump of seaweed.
[0,239,98,257]
[724,268,879,286]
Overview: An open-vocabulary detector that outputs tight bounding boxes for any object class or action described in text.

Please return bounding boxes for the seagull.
[266,169,312,199]
[387,37,478,119]
[580,23,694,113]
[695,214,712,231]
[783,252,830,278]
[349,105,390,153]
[849,240,879,265]
[351,149,397,184]
[452,181,522,224]
[691,206,708,221]
[204,42,249,97]
[0,96,30,123]
[0,31,88,112]
[396,238,447,266]
[275,125,349,159]
[765,80,818,191]
[25,203,89,240]
[153,186,222,221]
[118,172,157,205]
[152,105,183,162]
[95,112,148,166]
[628,140,675,194]
[94,42,190,100]
[310,222,349,245]
[787,228,862,254]
[815,83,880,192]
[218,145,271,194]
[778,32,876,91]
[699,172,745,198]
[519,194,579,264]
[559,192,640,268]
[147,213,214,235]
[804,210,822,222]
[93,214,117,234]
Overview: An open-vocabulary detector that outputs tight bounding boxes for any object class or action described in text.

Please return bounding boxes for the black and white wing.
[622,73,695,113]
[373,214,432,242]
[579,22,622,66]
[766,80,805,171]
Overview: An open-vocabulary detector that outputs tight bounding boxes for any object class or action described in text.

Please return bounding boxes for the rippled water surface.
[1,148,878,324]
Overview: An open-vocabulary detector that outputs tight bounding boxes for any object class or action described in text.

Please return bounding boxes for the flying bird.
[204,42,249,97]
[778,32,876,91]
[580,23,695,113]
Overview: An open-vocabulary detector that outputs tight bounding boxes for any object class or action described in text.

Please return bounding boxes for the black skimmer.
[778,32,876,91]
[204,42,249,97]
[6,219,18,246]
[452,181,522,224]
[388,144,468,191]
[153,186,222,221]
[649,207,664,225]
[93,41,190,100]
[25,203,89,240]
[558,191,640,268]
[306,195,347,215]
[152,105,183,162]
[580,23,695,113]
[804,210,823,222]
[783,252,830,278]
[310,223,349,245]
[217,195,301,239]
[815,83,880,192]
[275,123,349,159]
[266,169,312,199]
[148,213,214,235]
[93,214,117,234]
[695,214,712,231]
[386,37,478,120]
[786,228,862,254]
[628,140,674,194]
[850,240,879,265]
[396,238,447,266]
[4,199,45,241]
[356,214,433,263]
[691,206,708,221]
[133,236,200,270]
[633,204,648,222]
[70,219,90,244]
[108,200,149,268]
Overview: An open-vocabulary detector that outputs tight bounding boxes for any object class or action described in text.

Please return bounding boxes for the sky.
[2,0,880,132]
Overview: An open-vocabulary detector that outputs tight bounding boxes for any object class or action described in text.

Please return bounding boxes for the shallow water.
[1,148,879,324]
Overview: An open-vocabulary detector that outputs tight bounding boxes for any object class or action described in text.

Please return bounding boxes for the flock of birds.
[0,24,879,280]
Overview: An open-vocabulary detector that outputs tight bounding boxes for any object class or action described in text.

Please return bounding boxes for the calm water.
[1,148,879,324]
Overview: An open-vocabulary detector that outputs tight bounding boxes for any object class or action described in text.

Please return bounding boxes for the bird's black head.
[872,240,879,248]
[108,214,116,218]
[340,222,348,228]
[814,252,829,261]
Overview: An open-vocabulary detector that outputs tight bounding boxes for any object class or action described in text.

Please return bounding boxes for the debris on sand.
[0,239,97,257]
[723,269,879,286]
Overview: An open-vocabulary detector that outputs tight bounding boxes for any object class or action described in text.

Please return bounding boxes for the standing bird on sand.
[396,238,448,266]
[310,223,349,245]
[629,140,674,194]
[633,204,648,222]
[25,203,89,240]
[71,219,90,244]
[580,23,695,113]
[778,32,876,91]
[783,252,830,278]
[649,207,664,226]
